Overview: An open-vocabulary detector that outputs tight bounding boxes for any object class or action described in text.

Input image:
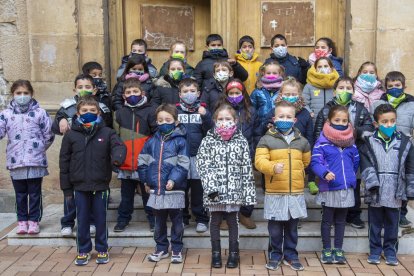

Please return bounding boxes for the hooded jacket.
[235,52,263,94]
[250,87,279,130]
[150,75,181,107]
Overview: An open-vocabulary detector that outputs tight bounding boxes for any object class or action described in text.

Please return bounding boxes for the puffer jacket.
[158,61,194,78]
[200,77,235,112]
[255,128,311,194]
[59,119,126,196]
[196,129,257,206]
[314,100,374,145]
[311,132,359,192]
[302,83,334,119]
[265,53,304,83]
[373,93,414,137]
[138,124,189,194]
[112,77,155,111]
[235,52,263,94]
[116,54,158,80]
[330,56,344,78]
[150,75,181,107]
[0,99,55,170]
[250,87,279,130]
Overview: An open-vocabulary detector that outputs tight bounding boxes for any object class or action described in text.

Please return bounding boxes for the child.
[255,101,310,271]
[59,96,126,266]
[353,61,384,114]
[196,104,256,269]
[138,104,189,264]
[265,34,308,84]
[176,78,213,232]
[0,80,54,234]
[314,76,374,229]
[303,57,339,121]
[112,54,154,110]
[193,34,248,88]
[308,37,343,77]
[234,35,263,94]
[116,38,158,79]
[158,41,194,77]
[373,71,414,228]
[113,78,157,232]
[151,58,186,106]
[250,61,285,131]
[311,105,360,264]
[360,104,414,266]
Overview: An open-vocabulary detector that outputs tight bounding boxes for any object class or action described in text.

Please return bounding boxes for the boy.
[373,71,414,228]
[113,78,157,232]
[265,34,308,84]
[116,39,158,79]
[59,96,126,265]
[193,34,248,88]
[360,104,414,265]
[255,101,311,271]
[234,35,263,94]
[176,78,214,232]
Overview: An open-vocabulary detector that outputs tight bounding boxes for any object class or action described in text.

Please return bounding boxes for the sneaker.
[308,181,319,195]
[96,252,110,264]
[321,248,334,264]
[196,223,208,233]
[74,253,90,266]
[333,248,346,264]
[283,259,304,271]
[385,255,399,266]
[265,259,282,270]
[114,222,128,232]
[61,227,73,236]
[171,251,183,263]
[348,217,365,229]
[183,219,190,229]
[239,214,257,229]
[27,221,40,234]
[367,254,381,264]
[16,221,28,234]
[148,251,169,262]
[399,216,412,228]
[90,225,96,235]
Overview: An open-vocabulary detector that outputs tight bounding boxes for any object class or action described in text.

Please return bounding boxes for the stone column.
[210,0,238,56]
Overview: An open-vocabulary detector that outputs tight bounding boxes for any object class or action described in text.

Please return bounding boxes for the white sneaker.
[61,227,73,236]
[148,251,169,262]
[196,223,208,233]
[90,225,96,235]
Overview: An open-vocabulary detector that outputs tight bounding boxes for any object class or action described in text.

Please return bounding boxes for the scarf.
[125,96,148,108]
[322,122,355,148]
[353,81,384,112]
[306,66,339,89]
[275,94,305,113]
[179,99,201,113]
[261,76,283,90]
[387,93,407,109]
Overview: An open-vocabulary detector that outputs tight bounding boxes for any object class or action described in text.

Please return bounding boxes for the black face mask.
[330,123,348,131]
[93,78,107,92]
[130,52,146,59]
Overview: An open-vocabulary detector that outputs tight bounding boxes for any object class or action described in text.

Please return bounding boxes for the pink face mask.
[215,121,237,141]
[314,49,329,59]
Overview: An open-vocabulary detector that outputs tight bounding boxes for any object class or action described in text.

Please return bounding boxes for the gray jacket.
[302,83,334,119]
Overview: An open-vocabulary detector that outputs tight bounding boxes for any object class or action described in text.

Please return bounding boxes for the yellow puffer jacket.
[255,128,311,194]
[235,52,263,95]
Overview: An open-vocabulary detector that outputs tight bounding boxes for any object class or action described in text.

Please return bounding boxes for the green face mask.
[335,90,353,105]
[169,70,184,81]
[171,53,185,60]
[78,90,94,97]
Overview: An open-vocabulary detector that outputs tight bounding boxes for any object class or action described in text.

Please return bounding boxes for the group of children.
[1,32,413,271]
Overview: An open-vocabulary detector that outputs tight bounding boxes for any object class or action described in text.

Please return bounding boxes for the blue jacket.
[311,132,359,192]
[265,53,304,83]
[250,87,279,130]
[330,56,344,78]
[138,124,189,194]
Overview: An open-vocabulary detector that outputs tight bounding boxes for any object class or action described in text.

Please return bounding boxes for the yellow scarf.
[306,66,339,89]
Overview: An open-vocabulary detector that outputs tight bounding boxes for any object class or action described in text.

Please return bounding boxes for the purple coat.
[0,99,54,170]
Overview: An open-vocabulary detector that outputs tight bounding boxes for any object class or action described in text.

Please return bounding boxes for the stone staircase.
[7,187,414,254]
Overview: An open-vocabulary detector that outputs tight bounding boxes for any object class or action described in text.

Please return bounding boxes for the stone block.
[377,0,414,30]
[78,0,104,35]
[30,81,74,110]
[15,0,28,35]
[0,22,17,36]
[350,0,376,30]
[79,35,105,67]
[30,35,79,82]
[348,30,376,76]
[0,0,17,23]
[0,34,30,81]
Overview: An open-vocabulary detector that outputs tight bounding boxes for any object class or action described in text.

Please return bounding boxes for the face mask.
[93,78,107,91]
[227,95,244,106]
[130,52,146,59]
[125,95,143,106]
[273,46,288,58]
[181,93,198,105]
[209,48,225,55]
[387,87,404,98]
[282,96,299,103]
[78,90,93,97]
[171,53,185,60]
[79,112,98,124]
[379,124,396,138]
[215,121,237,141]
[14,95,31,106]
[318,67,331,74]
[335,90,353,105]
[214,71,230,82]
[240,51,253,60]
[315,49,329,59]
[129,70,145,76]
[169,70,184,81]
[158,123,175,135]
[274,120,294,133]
[357,74,377,93]
[330,123,348,131]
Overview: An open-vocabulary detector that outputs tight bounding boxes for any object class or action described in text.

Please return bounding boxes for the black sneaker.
[399,216,412,228]
[114,222,128,232]
[348,217,365,229]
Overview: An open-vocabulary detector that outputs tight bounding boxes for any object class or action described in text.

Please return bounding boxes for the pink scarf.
[353,81,384,113]
[322,122,355,148]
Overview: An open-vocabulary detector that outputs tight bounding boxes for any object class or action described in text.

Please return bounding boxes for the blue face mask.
[274,120,294,133]
[282,96,299,103]
[387,87,404,98]
[79,112,98,124]
[379,124,396,138]
[331,123,348,131]
[125,95,143,106]
[158,123,175,135]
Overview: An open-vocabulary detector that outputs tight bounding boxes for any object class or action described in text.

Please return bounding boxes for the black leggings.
[321,206,348,249]
[210,211,238,243]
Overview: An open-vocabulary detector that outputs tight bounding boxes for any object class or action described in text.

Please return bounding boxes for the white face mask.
[14,95,31,106]
[318,67,331,74]
[214,71,230,82]
[273,46,288,58]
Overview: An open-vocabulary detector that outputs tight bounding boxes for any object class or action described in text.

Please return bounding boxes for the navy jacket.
[200,77,236,113]
[150,75,180,107]
[265,53,307,84]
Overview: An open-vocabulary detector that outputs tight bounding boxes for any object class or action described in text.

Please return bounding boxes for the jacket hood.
[202,49,229,60]
[154,75,179,88]
[9,98,39,113]
[235,52,260,62]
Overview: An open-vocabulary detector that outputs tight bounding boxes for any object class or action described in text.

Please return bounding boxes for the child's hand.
[198,106,206,116]
[267,123,273,129]
[310,112,315,118]
[227,58,236,65]
[59,119,70,134]
[144,184,150,194]
[325,172,335,181]
[166,180,174,190]
[273,163,284,174]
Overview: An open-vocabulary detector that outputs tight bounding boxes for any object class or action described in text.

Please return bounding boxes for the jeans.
[12,178,43,222]
[153,208,184,253]
[268,218,299,261]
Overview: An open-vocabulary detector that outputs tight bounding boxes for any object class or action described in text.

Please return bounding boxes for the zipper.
[157,140,164,195]
[131,110,136,169]
[288,147,292,194]
[339,148,347,189]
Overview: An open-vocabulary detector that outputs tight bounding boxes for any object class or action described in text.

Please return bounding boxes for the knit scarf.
[179,99,201,113]
[261,76,283,90]
[322,122,355,148]
[387,93,406,109]
[353,81,384,112]
[275,94,305,113]
[306,66,339,89]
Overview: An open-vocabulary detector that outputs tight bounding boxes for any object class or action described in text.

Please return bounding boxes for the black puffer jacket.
[150,75,181,107]
[59,119,126,196]
[112,78,155,111]
[200,77,235,112]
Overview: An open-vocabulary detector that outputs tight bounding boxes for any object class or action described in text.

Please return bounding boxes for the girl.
[196,104,256,269]
[0,80,54,234]
[308,37,343,77]
[151,58,185,106]
[138,104,189,264]
[311,105,360,264]
[303,57,339,121]
[353,61,384,114]
[112,54,154,110]
[158,41,195,77]
[250,61,285,130]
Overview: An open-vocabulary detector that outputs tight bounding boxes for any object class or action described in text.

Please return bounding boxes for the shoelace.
[97,252,108,258]
[323,250,332,257]
[335,250,344,257]
[77,254,88,259]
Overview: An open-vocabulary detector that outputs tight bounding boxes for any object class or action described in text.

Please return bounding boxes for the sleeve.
[138,140,152,184]
[116,64,126,80]
[168,137,190,189]
[355,107,375,140]
[200,88,210,111]
[112,111,121,136]
[313,109,325,143]
[302,140,311,168]
[148,64,158,79]
[252,111,263,158]
[150,86,162,107]
[59,134,73,196]
[353,146,360,174]
[310,141,329,179]
[111,81,124,111]
[109,129,127,166]
[232,62,248,82]
[52,107,68,135]
[250,90,258,110]
[405,142,414,198]
[254,136,277,175]
[201,110,214,135]
[302,85,312,110]
[147,108,158,134]
[158,62,168,78]
[193,61,205,88]
[359,142,380,191]
[196,137,219,196]
[305,112,314,146]
[240,140,257,205]
[40,110,55,150]
[0,111,7,140]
